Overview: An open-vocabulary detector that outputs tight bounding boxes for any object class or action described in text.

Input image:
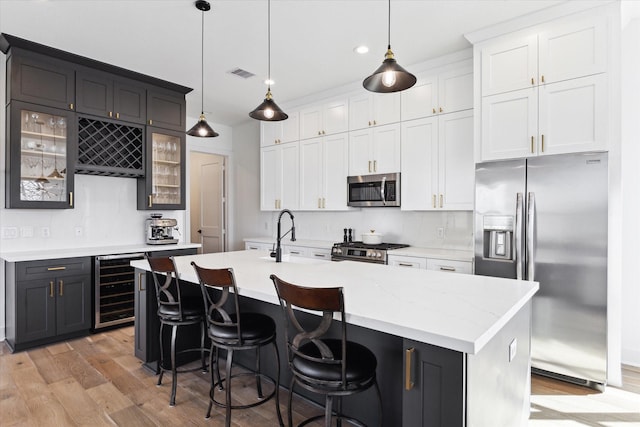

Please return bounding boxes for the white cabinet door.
[324,99,349,135]
[401,117,438,210]
[300,106,323,140]
[438,66,473,114]
[481,88,538,161]
[280,142,299,210]
[260,121,283,146]
[481,33,538,96]
[373,92,401,126]
[439,110,474,210]
[282,111,299,143]
[348,92,371,131]
[260,145,280,210]
[401,74,437,121]
[299,138,323,210]
[322,133,349,210]
[348,128,372,175]
[371,123,401,174]
[538,15,607,84]
[538,74,607,155]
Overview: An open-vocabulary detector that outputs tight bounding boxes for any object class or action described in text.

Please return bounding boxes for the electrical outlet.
[1,227,18,239]
[75,227,83,237]
[20,226,34,238]
[509,338,517,362]
[437,227,445,239]
[41,227,50,238]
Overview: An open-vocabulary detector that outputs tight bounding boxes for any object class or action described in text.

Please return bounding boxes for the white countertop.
[0,243,202,262]
[131,249,537,355]
[388,247,474,262]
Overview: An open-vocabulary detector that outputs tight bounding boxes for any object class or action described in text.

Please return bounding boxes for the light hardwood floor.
[1,326,638,426]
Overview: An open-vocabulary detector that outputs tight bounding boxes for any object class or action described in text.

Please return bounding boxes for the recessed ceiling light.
[354,45,369,54]
[264,78,275,85]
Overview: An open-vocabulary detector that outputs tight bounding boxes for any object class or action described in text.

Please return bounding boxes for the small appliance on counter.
[146,213,179,245]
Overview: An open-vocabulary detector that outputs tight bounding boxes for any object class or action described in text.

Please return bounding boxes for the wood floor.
[1,326,639,426]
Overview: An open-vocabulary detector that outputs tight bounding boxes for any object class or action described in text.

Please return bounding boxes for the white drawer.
[426,258,472,274]
[308,248,331,260]
[245,242,272,251]
[388,255,427,269]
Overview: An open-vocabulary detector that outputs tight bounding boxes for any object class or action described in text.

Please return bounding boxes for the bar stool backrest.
[147,256,185,322]
[270,274,348,386]
[190,263,243,346]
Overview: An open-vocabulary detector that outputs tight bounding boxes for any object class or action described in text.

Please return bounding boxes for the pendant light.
[187,0,219,137]
[363,0,416,93]
[249,0,288,121]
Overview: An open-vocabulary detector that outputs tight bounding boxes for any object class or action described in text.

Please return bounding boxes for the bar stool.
[147,256,207,406]
[191,262,283,427]
[270,274,382,427]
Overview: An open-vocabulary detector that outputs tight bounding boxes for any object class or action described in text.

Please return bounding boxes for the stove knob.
[366,250,372,258]
[376,252,383,258]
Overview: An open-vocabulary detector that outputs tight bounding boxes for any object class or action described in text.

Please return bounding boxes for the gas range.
[331,241,410,264]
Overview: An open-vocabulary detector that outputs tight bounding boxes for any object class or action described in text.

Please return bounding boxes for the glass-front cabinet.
[7,101,76,208]
[137,127,185,210]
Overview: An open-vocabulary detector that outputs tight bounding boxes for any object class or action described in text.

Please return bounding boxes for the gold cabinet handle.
[149,119,153,125]
[541,75,545,84]
[322,198,325,209]
[368,161,372,173]
[373,120,377,125]
[373,160,377,172]
[69,103,74,110]
[368,121,372,126]
[432,194,436,208]
[116,112,120,119]
[405,347,415,390]
[322,130,326,135]
[318,131,321,136]
[148,195,153,208]
[541,134,545,152]
[439,107,443,113]
[440,194,443,208]
[531,77,535,85]
[69,191,73,207]
[49,281,54,298]
[318,198,322,209]
[59,280,64,296]
[138,273,145,291]
[108,111,113,118]
[47,266,66,271]
[531,136,534,153]
[432,107,436,114]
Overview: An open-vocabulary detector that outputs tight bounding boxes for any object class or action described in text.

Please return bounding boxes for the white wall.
[620,11,640,366]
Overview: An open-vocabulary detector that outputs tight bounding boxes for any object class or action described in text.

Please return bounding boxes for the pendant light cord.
[387,0,391,49]
[268,0,271,90]
[201,7,205,113]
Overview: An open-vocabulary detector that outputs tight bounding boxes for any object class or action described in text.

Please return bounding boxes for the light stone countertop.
[131,249,537,355]
[0,243,202,262]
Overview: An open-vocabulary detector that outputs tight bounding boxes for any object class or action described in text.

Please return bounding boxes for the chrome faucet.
[271,209,296,262]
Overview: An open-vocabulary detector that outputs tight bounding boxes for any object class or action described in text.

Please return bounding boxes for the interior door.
[190,152,225,253]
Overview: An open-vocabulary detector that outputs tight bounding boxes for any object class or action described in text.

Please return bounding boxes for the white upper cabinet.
[299,98,348,140]
[260,141,299,211]
[349,92,401,131]
[299,133,349,211]
[260,111,299,146]
[477,11,609,161]
[401,110,474,211]
[349,123,401,175]
[401,64,473,121]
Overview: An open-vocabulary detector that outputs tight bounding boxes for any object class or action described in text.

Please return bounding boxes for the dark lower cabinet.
[5,257,92,352]
[402,338,464,427]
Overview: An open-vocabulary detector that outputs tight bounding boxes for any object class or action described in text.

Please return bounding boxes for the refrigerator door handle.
[515,193,524,280]
[527,192,536,281]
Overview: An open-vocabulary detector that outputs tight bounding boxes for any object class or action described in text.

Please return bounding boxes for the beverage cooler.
[94,253,145,330]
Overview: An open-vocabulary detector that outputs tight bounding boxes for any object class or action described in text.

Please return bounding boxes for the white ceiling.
[0,0,575,127]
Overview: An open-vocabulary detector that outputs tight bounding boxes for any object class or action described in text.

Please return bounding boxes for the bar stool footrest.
[210,371,277,410]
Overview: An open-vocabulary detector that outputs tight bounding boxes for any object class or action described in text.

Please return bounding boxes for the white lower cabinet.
[245,242,273,251]
[284,245,331,261]
[299,133,349,211]
[388,254,473,274]
[401,110,474,210]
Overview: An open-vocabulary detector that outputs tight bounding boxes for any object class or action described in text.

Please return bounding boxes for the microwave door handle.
[381,177,386,206]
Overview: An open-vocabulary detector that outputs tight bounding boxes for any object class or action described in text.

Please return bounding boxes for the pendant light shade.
[187,0,219,137]
[249,0,288,121]
[363,0,416,93]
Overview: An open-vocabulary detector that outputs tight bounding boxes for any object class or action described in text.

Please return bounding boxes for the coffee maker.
[146,213,178,245]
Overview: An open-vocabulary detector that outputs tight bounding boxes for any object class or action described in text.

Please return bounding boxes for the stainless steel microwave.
[347,173,400,207]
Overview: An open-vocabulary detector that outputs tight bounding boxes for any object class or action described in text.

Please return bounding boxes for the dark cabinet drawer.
[16,257,91,281]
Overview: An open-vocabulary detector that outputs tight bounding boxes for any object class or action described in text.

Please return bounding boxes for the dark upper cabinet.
[76,69,146,124]
[137,126,186,210]
[147,89,186,132]
[8,48,75,111]
[6,101,76,209]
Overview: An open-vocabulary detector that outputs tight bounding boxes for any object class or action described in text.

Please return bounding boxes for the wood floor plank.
[86,381,135,414]
[54,348,108,389]
[0,385,31,426]
[108,404,158,427]
[48,377,106,425]
[11,366,48,401]
[24,391,78,426]
[28,346,72,384]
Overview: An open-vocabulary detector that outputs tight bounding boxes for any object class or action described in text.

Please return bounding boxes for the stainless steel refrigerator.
[474,152,607,387]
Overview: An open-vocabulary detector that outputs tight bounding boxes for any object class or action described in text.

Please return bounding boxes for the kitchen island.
[132,249,538,426]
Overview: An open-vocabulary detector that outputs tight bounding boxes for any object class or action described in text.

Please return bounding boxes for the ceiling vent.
[228,67,255,79]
